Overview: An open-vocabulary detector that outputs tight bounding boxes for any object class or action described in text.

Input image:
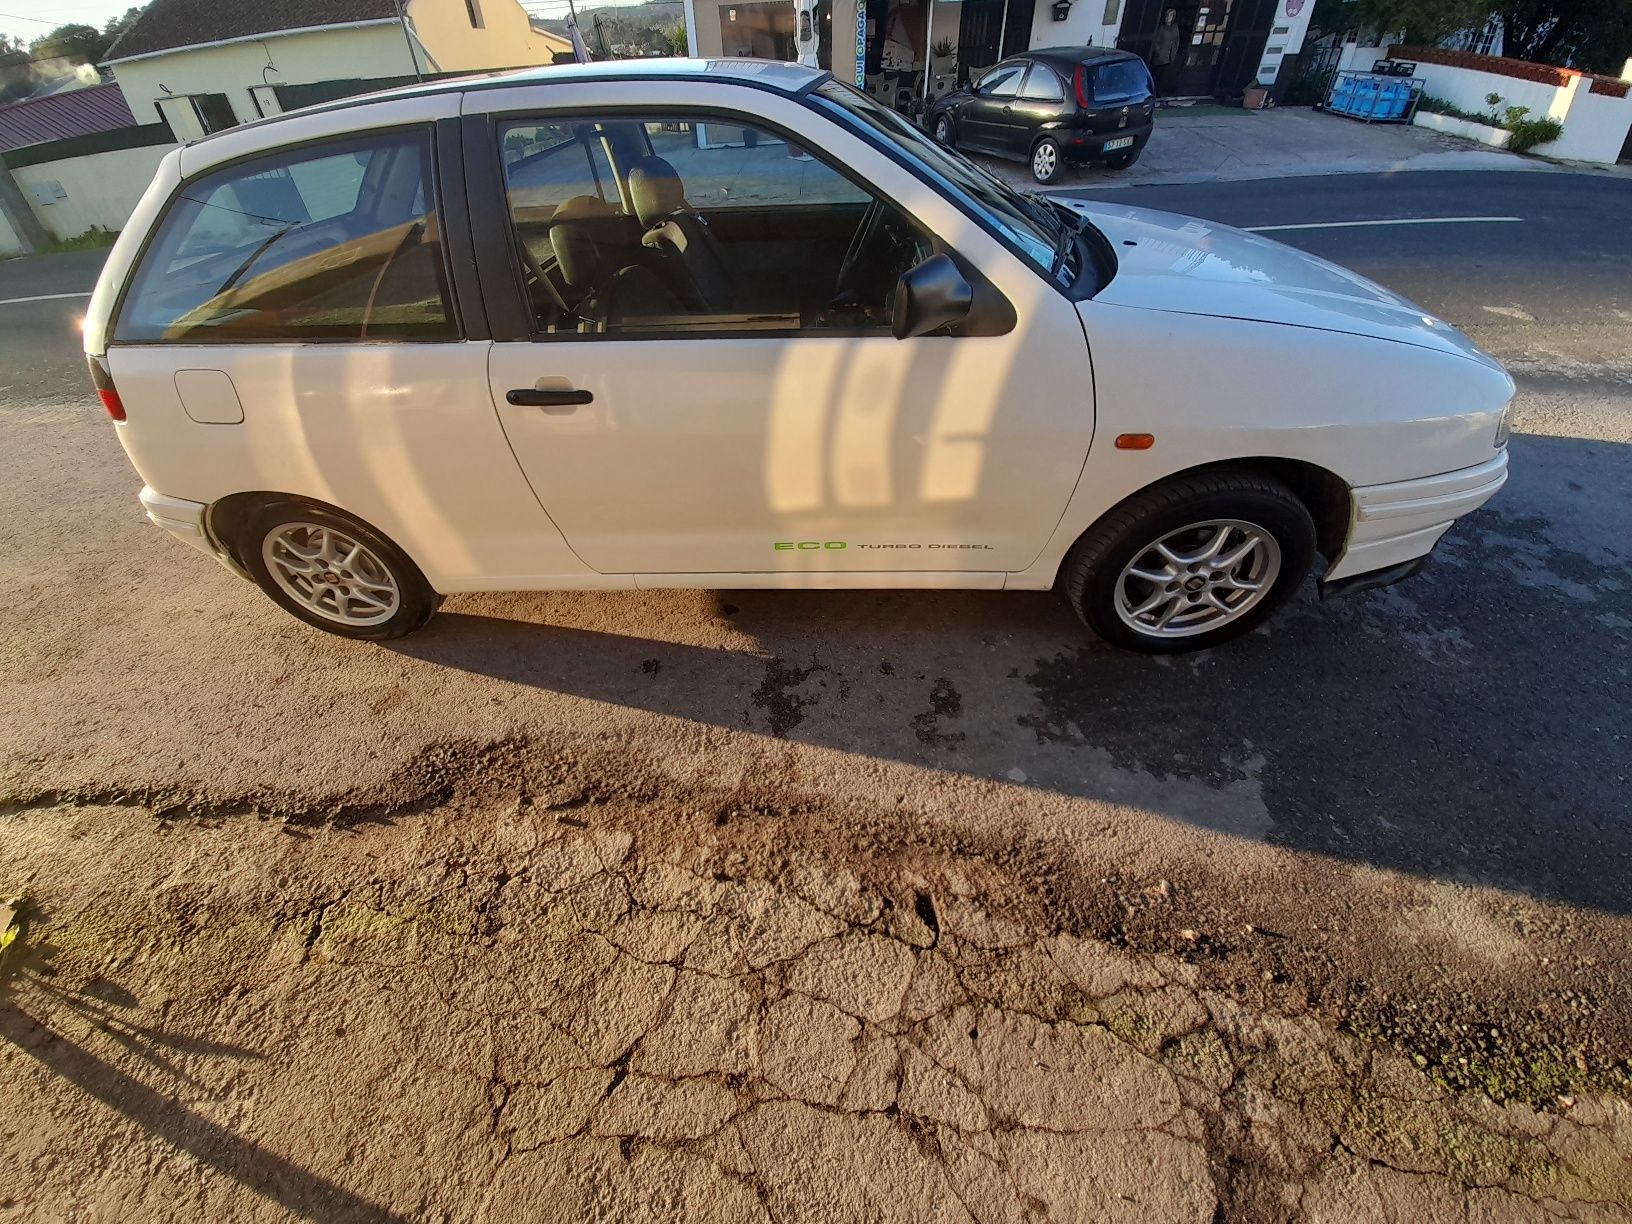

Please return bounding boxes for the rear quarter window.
[115,128,456,343]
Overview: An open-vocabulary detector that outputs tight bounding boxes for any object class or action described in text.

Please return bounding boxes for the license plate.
[1104,136,1135,151]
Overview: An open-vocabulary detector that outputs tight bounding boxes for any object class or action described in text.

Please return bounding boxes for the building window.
[1446,15,1501,55]
[720,1,796,59]
[465,0,485,28]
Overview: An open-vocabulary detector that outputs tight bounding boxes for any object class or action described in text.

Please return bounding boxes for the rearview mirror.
[892,254,973,340]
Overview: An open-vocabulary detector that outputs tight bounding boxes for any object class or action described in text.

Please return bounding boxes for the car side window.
[981,65,1025,98]
[1020,65,1065,103]
[115,128,456,343]
[496,114,935,338]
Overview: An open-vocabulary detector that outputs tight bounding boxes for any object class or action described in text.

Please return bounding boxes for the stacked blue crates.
[1324,70,1421,122]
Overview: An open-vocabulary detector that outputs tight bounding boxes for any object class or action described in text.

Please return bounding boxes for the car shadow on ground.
[390,434,1630,916]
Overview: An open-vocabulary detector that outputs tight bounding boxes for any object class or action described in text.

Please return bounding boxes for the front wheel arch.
[1059,466,1321,651]
[1054,457,1352,587]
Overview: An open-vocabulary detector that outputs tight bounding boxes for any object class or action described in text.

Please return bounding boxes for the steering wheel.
[830,199,885,307]
[515,234,570,323]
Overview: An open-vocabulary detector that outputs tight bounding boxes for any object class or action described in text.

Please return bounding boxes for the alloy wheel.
[1032,143,1057,180]
[262,522,401,627]
[1113,519,1281,638]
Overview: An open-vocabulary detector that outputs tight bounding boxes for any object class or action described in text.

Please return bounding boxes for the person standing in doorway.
[1150,8,1181,98]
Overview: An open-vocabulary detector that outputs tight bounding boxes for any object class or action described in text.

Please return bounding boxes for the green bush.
[1417,93,1563,153]
[1417,93,1492,122]
[1506,114,1564,152]
[48,225,118,253]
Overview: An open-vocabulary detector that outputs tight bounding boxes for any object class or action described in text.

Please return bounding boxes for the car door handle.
[506,387,593,408]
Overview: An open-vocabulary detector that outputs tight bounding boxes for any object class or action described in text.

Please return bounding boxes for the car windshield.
[811,79,1061,277]
[1092,59,1151,103]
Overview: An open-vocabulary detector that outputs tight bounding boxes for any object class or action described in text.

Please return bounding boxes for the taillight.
[87,354,125,422]
[1074,64,1091,108]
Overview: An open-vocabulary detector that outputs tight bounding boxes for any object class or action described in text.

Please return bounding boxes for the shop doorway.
[860,0,1032,114]
[1119,0,1236,96]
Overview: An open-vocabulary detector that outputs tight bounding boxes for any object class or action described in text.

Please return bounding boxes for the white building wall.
[1534,82,1632,163]
[0,203,20,256]
[1402,58,1570,119]
[1395,53,1632,165]
[1028,0,1122,56]
[111,23,413,127]
[10,144,173,241]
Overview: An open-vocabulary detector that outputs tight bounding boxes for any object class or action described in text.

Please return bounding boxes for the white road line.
[1245,217,1523,233]
[0,291,93,306]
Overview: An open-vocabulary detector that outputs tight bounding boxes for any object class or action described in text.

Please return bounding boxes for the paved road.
[2,170,1631,1215]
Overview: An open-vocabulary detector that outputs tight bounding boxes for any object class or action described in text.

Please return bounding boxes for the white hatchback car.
[86,59,1512,653]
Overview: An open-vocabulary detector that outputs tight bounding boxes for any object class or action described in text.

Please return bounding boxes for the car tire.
[241,500,442,641]
[1061,470,1316,654]
[1104,147,1142,171]
[1030,137,1066,184]
[934,114,955,146]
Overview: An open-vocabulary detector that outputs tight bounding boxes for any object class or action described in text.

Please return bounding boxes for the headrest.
[549,195,609,291]
[628,157,687,228]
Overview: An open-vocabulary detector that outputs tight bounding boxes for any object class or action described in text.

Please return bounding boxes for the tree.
[29,23,111,64]
[667,20,688,55]
[1492,0,1630,68]
[1309,0,1490,44]
[104,6,147,40]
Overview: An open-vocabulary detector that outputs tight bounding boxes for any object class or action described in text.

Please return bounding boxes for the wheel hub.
[1112,519,1282,639]
[262,523,401,627]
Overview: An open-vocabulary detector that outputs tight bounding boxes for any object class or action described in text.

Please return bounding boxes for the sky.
[0,0,134,47]
[1,0,676,47]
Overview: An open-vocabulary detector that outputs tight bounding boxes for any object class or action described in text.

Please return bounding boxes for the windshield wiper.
[1047,204,1087,279]
[214,222,295,296]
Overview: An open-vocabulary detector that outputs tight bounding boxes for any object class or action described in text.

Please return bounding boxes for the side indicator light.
[1115,433,1154,450]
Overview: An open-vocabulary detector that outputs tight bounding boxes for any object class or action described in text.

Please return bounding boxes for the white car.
[85,59,1512,654]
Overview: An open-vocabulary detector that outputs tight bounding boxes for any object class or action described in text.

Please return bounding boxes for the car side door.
[960,63,1026,152]
[462,79,1097,581]
[1004,64,1069,155]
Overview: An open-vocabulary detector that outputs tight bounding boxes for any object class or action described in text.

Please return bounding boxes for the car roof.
[1010,46,1145,72]
[190,57,829,149]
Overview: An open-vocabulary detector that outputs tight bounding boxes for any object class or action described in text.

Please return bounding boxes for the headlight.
[1494,403,1512,448]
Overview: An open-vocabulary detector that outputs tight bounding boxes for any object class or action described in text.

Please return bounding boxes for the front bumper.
[1319,450,1508,593]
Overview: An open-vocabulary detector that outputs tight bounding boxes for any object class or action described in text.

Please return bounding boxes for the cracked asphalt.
[2,169,1631,1221]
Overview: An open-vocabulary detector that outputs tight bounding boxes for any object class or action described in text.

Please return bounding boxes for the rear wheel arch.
[207,492,440,586]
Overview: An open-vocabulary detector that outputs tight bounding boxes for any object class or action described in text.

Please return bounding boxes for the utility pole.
[394,0,424,81]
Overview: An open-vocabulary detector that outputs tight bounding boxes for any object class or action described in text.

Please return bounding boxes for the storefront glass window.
[719,2,796,60]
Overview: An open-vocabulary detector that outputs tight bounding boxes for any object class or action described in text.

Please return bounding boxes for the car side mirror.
[892,254,973,340]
